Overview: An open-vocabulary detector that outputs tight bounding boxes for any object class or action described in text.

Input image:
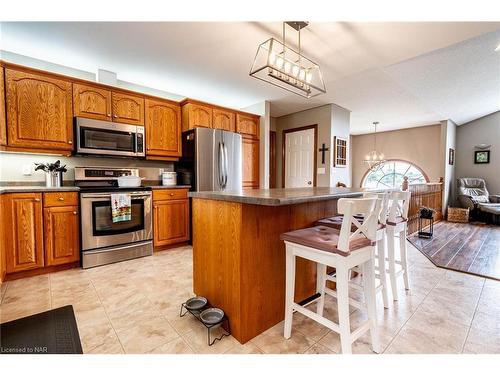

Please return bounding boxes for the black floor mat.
[0,305,83,354]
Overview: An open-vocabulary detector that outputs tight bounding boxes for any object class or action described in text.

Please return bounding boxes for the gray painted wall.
[456,111,500,194]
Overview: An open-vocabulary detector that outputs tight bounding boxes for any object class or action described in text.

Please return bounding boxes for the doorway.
[282,125,317,188]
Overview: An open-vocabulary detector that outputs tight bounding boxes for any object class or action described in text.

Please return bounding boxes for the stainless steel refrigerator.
[179,128,242,192]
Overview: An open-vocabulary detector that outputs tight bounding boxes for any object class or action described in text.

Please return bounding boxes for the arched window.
[361,160,428,189]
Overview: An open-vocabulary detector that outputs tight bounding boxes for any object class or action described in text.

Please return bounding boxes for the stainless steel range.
[76,167,153,268]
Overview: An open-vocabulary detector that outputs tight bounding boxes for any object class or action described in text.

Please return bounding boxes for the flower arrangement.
[34,160,67,173]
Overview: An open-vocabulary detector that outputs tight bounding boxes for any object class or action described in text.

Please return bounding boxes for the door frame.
[281,124,318,188]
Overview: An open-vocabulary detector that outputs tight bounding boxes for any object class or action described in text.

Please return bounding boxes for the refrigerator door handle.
[223,142,229,189]
[218,141,224,189]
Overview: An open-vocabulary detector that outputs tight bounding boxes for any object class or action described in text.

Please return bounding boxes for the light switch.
[22,164,32,176]
[317,167,326,175]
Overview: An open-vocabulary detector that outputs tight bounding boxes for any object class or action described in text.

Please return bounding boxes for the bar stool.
[281,197,381,354]
[386,191,411,300]
[315,192,390,309]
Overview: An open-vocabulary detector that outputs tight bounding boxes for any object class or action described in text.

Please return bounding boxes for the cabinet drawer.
[44,192,79,207]
[153,189,189,201]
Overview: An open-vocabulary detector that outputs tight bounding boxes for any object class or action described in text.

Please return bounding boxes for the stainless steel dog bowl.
[200,307,224,325]
[185,296,208,311]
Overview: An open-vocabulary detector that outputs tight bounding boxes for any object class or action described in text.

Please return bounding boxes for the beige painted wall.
[275,105,333,188]
[456,111,500,193]
[351,124,443,188]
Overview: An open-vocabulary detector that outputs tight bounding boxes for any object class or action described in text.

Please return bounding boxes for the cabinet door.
[73,83,112,121]
[242,136,260,188]
[236,113,260,139]
[112,92,145,125]
[145,99,181,158]
[182,103,212,131]
[0,67,6,146]
[44,205,80,266]
[213,108,235,132]
[4,193,44,273]
[153,199,189,247]
[5,69,73,151]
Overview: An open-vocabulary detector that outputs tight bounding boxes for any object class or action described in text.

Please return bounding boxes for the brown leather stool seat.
[316,215,386,232]
[280,225,372,257]
[386,216,407,226]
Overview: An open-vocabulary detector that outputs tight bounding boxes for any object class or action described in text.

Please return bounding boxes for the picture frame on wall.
[334,136,347,167]
[474,150,490,164]
[448,148,454,165]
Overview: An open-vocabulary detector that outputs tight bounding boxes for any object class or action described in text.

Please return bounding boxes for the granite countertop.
[189,187,383,206]
[0,184,191,194]
[148,185,191,190]
[0,186,80,194]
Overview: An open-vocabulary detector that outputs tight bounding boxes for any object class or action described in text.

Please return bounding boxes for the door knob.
[307,181,312,185]
[73,211,77,215]
[68,140,73,144]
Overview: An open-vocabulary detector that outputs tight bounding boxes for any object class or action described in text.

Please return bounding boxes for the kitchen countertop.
[0,185,191,194]
[189,187,384,206]
[148,185,191,190]
[0,186,80,194]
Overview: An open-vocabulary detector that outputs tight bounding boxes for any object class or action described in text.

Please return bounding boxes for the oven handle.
[80,192,151,199]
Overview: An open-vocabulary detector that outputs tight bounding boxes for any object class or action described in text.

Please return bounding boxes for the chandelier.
[249,22,326,99]
[364,122,386,172]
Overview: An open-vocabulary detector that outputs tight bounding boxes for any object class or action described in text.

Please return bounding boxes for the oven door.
[80,191,152,250]
[76,117,144,157]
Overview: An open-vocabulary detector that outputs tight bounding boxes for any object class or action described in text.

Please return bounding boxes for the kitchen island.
[189,187,372,344]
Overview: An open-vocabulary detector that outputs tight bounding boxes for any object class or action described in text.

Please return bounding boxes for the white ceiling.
[1,22,499,134]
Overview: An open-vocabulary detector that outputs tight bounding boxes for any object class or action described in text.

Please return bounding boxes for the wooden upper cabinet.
[73,83,112,121]
[145,99,181,158]
[0,67,6,146]
[4,193,44,273]
[213,108,236,132]
[44,205,80,266]
[242,136,260,188]
[5,69,73,151]
[236,113,260,139]
[112,92,145,125]
[182,102,213,131]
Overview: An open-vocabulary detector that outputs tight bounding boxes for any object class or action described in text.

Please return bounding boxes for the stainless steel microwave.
[75,117,145,157]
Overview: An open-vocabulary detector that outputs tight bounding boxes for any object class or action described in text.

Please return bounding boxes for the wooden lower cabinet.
[2,192,80,279]
[3,193,45,273]
[44,205,80,266]
[153,189,190,249]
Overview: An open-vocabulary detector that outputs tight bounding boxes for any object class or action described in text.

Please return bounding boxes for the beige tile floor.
[1,241,499,354]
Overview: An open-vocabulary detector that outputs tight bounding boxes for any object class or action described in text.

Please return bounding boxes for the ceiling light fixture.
[249,22,326,99]
[495,44,500,52]
[364,122,386,172]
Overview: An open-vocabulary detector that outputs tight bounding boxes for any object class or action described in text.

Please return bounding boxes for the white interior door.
[285,128,315,188]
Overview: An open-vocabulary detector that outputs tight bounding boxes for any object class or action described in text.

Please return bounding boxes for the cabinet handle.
[170,193,174,196]
[34,198,41,202]
[113,114,118,118]
[153,206,158,209]
[68,140,73,144]
[107,113,111,117]
[58,197,64,201]
[73,211,78,215]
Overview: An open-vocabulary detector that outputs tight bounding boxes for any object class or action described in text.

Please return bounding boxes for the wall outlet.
[22,164,32,176]
[317,167,326,175]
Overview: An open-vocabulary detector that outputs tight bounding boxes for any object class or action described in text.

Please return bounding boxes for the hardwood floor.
[408,221,500,280]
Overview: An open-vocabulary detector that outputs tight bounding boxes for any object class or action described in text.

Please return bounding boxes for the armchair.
[457,178,500,223]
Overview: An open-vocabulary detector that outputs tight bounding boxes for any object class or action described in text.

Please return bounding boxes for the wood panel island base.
[190,187,370,344]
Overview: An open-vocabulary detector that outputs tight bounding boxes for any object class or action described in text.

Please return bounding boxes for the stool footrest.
[324,287,366,311]
[351,321,371,343]
[293,303,340,333]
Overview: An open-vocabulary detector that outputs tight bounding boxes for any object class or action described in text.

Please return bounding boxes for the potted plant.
[34,160,68,187]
